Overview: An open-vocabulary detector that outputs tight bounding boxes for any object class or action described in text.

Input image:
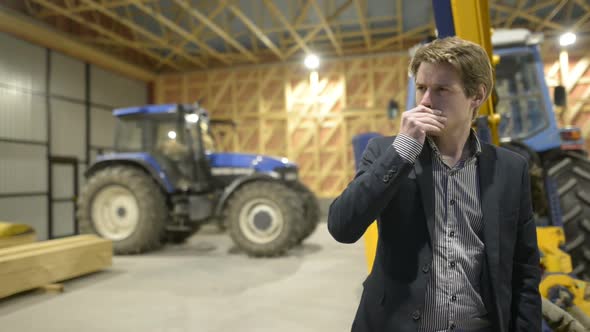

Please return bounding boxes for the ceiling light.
[559,32,576,47]
[304,54,320,70]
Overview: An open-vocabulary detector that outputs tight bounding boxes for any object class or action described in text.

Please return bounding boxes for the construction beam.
[490,3,564,30]
[226,3,284,60]
[131,0,230,64]
[0,6,155,81]
[79,0,205,69]
[372,24,432,51]
[534,0,568,32]
[155,2,227,69]
[263,0,312,54]
[284,0,353,58]
[310,0,342,55]
[38,0,137,17]
[31,0,180,70]
[354,0,371,49]
[174,0,258,63]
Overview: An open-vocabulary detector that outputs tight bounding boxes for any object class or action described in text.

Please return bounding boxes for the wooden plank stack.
[0,235,112,299]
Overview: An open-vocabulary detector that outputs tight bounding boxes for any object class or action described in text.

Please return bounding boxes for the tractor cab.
[111,103,214,192]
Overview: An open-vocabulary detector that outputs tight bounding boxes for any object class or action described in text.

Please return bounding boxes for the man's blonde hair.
[409,37,493,106]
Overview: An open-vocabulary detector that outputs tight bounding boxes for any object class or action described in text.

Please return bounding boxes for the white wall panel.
[50,52,85,100]
[0,196,47,240]
[50,99,85,160]
[91,66,147,107]
[0,32,46,92]
[91,107,116,148]
[0,142,47,193]
[0,88,46,141]
[52,202,75,237]
[52,164,75,199]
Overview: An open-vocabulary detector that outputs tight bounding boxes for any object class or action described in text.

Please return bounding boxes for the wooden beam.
[226,3,284,60]
[354,0,371,49]
[0,5,155,81]
[0,235,112,299]
[174,0,258,63]
[263,0,311,54]
[38,0,137,18]
[372,24,432,51]
[310,0,342,55]
[566,57,590,92]
[79,0,205,69]
[534,0,568,32]
[571,9,590,31]
[490,3,564,30]
[31,0,180,70]
[155,2,226,69]
[131,0,230,64]
[284,0,353,58]
[503,0,526,27]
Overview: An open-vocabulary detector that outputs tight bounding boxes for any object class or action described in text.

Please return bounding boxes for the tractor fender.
[86,159,174,193]
[214,173,278,217]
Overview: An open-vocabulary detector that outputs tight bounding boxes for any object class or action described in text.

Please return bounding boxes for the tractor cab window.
[114,117,143,152]
[187,115,216,153]
[153,115,189,161]
[494,51,549,141]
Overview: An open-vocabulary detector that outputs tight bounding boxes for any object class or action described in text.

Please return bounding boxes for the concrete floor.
[0,219,367,332]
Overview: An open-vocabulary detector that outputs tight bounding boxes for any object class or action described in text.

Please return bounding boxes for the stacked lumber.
[0,235,112,299]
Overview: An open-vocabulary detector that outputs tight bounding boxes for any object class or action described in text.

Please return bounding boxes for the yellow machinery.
[362,0,590,328]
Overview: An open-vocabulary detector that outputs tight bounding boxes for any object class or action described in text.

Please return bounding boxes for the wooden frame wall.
[156,54,407,197]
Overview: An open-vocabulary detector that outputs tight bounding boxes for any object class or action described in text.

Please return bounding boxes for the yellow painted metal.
[364,222,378,272]
[539,274,590,316]
[450,0,499,145]
[537,227,573,273]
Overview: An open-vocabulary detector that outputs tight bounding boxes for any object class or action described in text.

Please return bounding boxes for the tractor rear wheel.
[226,181,304,257]
[77,166,167,254]
[292,182,321,244]
[547,153,590,279]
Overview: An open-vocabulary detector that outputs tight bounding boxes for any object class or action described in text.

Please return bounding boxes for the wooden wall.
[156,55,407,198]
[156,54,590,198]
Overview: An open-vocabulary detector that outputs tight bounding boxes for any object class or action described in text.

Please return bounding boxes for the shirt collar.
[427,129,482,160]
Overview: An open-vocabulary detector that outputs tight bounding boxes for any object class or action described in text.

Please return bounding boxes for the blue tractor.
[77,103,319,256]
[408,28,590,278]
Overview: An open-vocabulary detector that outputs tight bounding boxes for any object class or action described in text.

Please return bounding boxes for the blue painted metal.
[545,175,564,227]
[495,46,562,152]
[96,153,174,192]
[207,152,295,172]
[352,133,382,171]
[431,0,455,38]
[113,104,177,117]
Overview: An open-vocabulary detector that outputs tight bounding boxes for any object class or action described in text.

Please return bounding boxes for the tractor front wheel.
[77,166,167,254]
[226,181,304,257]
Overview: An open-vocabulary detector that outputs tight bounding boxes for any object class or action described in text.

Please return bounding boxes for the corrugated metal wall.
[0,31,148,240]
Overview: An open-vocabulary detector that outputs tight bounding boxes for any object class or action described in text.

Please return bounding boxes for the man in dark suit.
[328,37,541,332]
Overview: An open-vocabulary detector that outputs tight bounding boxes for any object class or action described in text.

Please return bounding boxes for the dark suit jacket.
[328,136,542,332]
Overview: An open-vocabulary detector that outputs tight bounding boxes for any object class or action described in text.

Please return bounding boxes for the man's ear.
[471,85,487,109]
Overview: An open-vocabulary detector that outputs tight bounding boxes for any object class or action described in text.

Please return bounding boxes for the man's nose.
[419,89,432,108]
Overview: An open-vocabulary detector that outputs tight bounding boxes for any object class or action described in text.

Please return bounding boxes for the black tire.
[77,166,167,254]
[225,181,304,257]
[547,153,590,279]
[292,182,321,244]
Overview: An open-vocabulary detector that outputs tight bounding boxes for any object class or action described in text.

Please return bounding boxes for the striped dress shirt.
[392,131,490,332]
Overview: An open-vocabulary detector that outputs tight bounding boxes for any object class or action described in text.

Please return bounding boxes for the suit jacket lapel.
[415,144,435,244]
[478,144,502,321]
